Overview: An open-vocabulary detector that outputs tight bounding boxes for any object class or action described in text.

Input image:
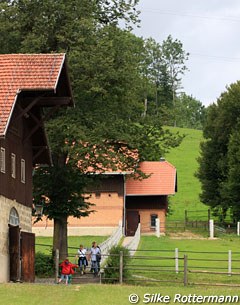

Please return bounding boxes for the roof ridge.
[0,53,66,56]
[140,160,176,170]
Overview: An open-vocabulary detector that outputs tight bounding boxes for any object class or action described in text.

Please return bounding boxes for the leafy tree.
[161,35,189,97]
[1,0,184,258]
[175,93,206,129]
[222,122,240,222]
[197,81,240,222]
[141,36,189,125]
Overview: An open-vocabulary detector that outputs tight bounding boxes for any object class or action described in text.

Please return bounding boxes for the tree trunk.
[53,215,68,261]
[143,97,148,117]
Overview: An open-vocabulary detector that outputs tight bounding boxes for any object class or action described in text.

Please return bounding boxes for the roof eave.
[54,54,74,107]
[2,93,19,137]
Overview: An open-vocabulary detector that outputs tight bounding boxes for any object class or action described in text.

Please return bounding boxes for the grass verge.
[1,283,240,305]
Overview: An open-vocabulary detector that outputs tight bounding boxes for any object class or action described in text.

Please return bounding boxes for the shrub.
[35,251,54,277]
[103,245,131,284]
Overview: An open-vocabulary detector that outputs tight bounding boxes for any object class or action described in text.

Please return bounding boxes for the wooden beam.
[21,97,72,106]
[23,105,61,144]
[33,146,48,162]
[15,95,44,121]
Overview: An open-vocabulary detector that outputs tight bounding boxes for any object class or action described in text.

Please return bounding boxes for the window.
[151,214,158,227]
[21,159,26,183]
[11,153,16,179]
[0,147,5,173]
[9,207,20,226]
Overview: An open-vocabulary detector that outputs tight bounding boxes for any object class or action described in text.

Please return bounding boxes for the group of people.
[58,241,101,285]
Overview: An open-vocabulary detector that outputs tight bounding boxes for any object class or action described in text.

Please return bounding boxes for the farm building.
[0,53,73,282]
[33,160,177,236]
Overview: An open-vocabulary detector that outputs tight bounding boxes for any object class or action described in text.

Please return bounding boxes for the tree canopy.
[1,0,192,257]
[197,81,240,222]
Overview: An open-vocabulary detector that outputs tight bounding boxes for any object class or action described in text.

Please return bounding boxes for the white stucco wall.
[0,196,32,282]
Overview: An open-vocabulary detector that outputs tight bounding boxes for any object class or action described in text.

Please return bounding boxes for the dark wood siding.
[126,195,167,210]
[0,106,33,207]
[87,175,124,196]
[9,226,21,282]
[21,231,35,282]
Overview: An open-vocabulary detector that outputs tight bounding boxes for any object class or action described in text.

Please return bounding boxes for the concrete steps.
[71,270,101,284]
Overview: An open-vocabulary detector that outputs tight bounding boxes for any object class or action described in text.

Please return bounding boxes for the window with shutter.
[11,153,16,179]
[0,147,6,173]
[21,159,26,183]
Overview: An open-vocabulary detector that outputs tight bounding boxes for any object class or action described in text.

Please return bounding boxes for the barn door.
[9,226,21,281]
[126,211,140,236]
[21,232,35,282]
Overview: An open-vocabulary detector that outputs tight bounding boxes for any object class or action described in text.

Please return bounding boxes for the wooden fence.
[104,248,240,287]
[35,242,240,287]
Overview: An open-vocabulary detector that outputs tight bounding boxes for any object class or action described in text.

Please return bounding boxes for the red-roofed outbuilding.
[33,159,177,237]
[125,160,177,235]
[0,53,73,283]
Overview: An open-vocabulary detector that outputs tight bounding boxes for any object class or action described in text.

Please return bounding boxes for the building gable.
[126,161,177,196]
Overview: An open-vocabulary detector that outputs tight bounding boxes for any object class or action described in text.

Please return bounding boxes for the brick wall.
[127,208,166,234]
[33,191,124,236]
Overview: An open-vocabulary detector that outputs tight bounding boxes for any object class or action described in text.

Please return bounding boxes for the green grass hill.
[165,127,207,221]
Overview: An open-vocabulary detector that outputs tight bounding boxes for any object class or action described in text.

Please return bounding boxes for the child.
[58,258,78,285]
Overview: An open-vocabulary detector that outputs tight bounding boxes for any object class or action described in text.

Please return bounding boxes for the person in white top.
[90,241,101,276]
[76,244,87,275]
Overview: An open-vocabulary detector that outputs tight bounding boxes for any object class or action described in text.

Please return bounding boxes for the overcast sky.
[133,0,240,106]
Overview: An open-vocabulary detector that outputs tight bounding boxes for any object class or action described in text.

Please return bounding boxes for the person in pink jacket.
[58,258,78,285]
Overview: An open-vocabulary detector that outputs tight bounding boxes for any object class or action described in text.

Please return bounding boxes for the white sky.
[133,0,240,106]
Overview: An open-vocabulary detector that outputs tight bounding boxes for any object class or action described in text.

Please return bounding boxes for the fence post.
[119,251,123,284]
[175,248,179,274]
[184,255,188,286]
[208,209,210,222]
[156,218,160,238]
[184,210,187,231]
[228,250,232,276]
[55,249,59,284]
[237,222,240,236]
[209,219,214,238]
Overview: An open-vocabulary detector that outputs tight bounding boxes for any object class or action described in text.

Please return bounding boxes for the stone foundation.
[0,196,32,282]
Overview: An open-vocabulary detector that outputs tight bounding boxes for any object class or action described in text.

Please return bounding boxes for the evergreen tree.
[197,81,240,222]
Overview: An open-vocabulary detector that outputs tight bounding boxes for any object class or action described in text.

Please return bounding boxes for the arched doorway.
[9,207,20,226]
[8,207,35,282]
[9,208,21,282]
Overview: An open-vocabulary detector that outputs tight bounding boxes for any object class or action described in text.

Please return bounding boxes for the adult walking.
[90,241,101,277]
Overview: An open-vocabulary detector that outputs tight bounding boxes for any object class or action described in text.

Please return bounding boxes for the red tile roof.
[0,53,66,136]
[126,161,177,196]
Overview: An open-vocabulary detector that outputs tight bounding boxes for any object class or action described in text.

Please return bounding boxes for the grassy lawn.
[165,127,207,221]
[1,283,240,305]
[36,236,108,257]
[127,236,240,286]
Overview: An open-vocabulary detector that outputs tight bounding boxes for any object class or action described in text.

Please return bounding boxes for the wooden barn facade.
[0,53,73,282]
